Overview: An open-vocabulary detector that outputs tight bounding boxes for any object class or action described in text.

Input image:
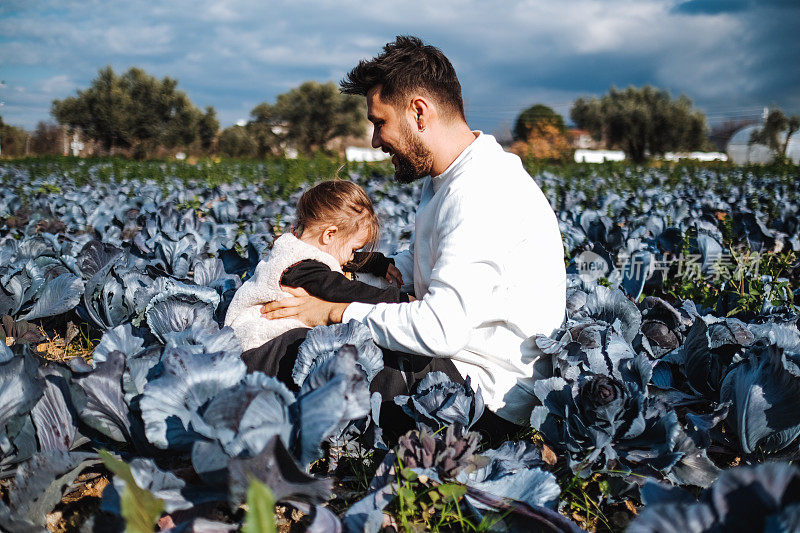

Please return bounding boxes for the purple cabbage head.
[394,372,485,432]
[720,342,800,455]
[530,354,682,475]
[630,462,800,533]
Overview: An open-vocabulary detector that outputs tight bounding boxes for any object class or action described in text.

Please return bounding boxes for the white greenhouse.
[726,125,800,164]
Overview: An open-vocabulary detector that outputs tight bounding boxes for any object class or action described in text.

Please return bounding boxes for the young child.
[224,180,408,381]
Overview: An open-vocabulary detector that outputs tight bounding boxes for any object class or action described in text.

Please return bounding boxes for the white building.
[568,129,601,149]
[345,146,391,163]
[574,149,626,163]
[69,133,84,156]
[663,152,728,162]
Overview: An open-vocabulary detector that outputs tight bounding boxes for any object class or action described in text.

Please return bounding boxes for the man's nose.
[371,129,381,149]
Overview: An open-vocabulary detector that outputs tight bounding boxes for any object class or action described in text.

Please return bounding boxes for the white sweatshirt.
[343,132,566,424]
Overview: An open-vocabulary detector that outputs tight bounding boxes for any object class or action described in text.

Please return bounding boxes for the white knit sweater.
[224,233,343,351]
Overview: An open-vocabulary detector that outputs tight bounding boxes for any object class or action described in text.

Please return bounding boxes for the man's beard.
[392,122,434,184]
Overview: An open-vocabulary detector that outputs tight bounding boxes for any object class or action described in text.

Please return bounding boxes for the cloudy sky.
[1,0,798,136]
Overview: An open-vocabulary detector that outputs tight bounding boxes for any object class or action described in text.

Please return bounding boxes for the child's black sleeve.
[345,252,394,277]
[281,260,408,304]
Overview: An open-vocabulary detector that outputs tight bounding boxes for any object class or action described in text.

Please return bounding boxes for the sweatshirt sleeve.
[342,192,504,357]
[281,260,408,304]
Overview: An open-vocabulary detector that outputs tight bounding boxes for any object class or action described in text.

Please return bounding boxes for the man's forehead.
[367,87,391,120]
[366,86,385,109]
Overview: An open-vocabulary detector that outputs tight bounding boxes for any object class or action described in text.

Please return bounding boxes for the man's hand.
[385,263,404,287]
[260,286,348,327]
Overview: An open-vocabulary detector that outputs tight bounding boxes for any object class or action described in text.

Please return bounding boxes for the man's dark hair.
[340,35,465,121]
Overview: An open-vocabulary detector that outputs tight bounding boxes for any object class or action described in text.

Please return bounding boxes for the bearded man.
[263,36,566,437]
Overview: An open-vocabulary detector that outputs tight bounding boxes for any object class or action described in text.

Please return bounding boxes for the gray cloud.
[672,0,795,15]
[0,0,797,133]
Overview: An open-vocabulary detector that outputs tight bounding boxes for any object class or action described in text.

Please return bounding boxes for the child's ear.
[321,225,338,245]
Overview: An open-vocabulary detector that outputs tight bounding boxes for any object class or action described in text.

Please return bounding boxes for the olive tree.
[570,85,708,163]
[52,66,217,157]
[513,104,566,141]
[0,116,29,157]
[271,81,365,155]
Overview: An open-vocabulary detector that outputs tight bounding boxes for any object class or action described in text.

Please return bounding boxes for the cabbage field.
[1,157,799,532]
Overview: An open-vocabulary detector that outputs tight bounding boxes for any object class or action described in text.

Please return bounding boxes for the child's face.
[327,226,371,266]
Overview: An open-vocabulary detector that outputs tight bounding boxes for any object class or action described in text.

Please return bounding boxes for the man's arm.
[261,190,501,354]
[263,193,503,354]
[344,260,501,356]
[261,242,500,357]
[344,194,503,356]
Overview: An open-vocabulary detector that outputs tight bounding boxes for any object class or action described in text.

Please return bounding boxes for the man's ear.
[320,225,338,245]
[409,96,431,132]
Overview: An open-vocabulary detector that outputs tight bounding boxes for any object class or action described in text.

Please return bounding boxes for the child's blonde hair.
[295,180,380,260]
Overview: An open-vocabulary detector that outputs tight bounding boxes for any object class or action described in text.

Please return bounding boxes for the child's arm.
[282,260,409,304]
[346,252,392,276]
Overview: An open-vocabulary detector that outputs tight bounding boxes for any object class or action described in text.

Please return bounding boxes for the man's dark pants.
[241,328,521,446]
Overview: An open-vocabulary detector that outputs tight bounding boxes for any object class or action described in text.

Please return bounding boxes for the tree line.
[511,90,796,164]
[1,66,365,159]
[1,65,796,163]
